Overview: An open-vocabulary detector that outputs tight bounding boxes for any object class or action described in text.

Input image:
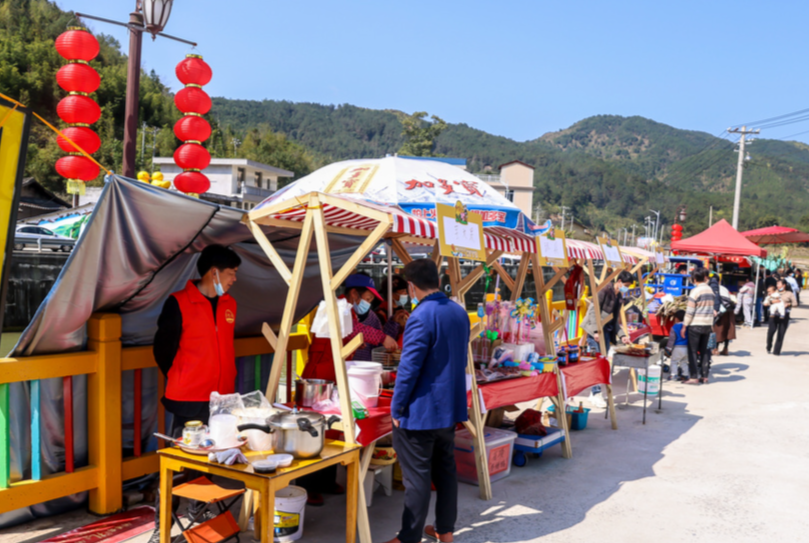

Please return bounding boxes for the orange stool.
[171,477,245,543]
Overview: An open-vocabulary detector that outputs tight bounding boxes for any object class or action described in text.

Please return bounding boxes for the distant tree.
[756,214,780,229]
[396,111,447,157]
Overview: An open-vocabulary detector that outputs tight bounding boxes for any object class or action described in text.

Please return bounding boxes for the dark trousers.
[687,326,712,379]
[392,425,458,543]
[767,315,790,354]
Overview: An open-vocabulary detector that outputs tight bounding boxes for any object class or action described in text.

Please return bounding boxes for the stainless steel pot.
[237,409,341,459]
[295,379,333,408]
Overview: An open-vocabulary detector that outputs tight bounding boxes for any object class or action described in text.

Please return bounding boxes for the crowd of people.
[663,264,803,388]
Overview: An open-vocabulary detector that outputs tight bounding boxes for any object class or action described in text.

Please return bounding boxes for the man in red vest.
[154,244,241,431]
[149,245,240,540]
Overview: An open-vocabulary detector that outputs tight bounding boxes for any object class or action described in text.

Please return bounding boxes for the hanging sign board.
[655,247,666,265]
[597,237,624,268]
[437,201,486,262]
[536,227,569,268]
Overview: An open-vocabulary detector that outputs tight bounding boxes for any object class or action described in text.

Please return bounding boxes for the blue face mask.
[354,299,371,315]
[214,270,225,297]
[398,294,409,307]
[619,285,629,295]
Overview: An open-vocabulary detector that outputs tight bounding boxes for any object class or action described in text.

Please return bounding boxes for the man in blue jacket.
[385,259,470,543]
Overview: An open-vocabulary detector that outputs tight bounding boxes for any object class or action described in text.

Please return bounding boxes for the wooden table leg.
[606,383,618,430]
[159,459,173,543]
[253,490,262,542]
[239,489,253,531]
[261,480,275,543]
[357,444,375,543]
[346,452,359,543]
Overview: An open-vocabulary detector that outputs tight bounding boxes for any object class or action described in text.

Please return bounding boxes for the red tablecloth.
[560,356,611,398]
[628,325,652,342]
[468,373,559,412]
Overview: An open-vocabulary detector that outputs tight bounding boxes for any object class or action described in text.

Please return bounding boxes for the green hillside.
[211,100,809,235]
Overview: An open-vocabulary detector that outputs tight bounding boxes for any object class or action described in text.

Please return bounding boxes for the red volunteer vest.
[165,280,237,402]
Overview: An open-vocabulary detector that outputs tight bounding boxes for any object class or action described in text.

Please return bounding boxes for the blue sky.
[59,1,809,143]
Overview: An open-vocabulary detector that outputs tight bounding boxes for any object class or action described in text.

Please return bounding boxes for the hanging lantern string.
[0,91,112,176]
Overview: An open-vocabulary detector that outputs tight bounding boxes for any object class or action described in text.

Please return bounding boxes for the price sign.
[597,237,624,268]
[437,201,486,262]
[537,227,569,267]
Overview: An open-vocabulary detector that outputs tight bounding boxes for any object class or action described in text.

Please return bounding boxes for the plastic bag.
[209,391,245,418]
[241,390,271,410]
[515,409,547,436]
[311,299,354,338]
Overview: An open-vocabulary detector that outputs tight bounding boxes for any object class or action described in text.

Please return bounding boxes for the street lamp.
[141,0,174,38]
[76,0,193,179]
[676,205,687,223]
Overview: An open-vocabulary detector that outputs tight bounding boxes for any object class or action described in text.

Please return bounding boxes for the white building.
[152,157,294,210]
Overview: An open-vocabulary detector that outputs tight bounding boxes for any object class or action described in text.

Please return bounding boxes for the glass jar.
[182,420,207,448]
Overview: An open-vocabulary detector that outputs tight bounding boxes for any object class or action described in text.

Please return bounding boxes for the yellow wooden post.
[87,313,123,514]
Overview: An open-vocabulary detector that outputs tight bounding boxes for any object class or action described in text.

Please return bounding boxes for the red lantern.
[672,224,683,232]
[173,171,211,194]
[57,126,101,154]
[174,54,213,194]
[176,55,212,87]
[174,143,211,170]
[55,28,102,195]
[55,28,99,62]
[56,63,100,93]
[174,115,211,142]
[57,95,101,125]
[174,87,212,115]
[56,155,100,181]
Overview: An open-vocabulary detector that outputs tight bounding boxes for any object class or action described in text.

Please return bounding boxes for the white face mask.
[398,294,409,307]
[408,284,419,305]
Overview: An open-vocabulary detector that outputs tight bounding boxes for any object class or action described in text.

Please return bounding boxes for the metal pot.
[295,379,333,408]
[237,409,341,459]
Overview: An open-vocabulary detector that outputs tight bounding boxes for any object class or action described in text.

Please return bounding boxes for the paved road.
[3,307,807,543]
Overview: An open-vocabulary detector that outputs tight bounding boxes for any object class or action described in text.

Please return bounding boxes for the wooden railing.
[0,313,310,515]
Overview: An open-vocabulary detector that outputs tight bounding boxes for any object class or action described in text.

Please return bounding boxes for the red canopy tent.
[741,225,809,245]
[671,219,767,257]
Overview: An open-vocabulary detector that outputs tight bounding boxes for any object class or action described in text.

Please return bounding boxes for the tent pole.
[387,240,393,319]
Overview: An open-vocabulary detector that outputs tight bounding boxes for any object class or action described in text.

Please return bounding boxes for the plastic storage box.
[454,426,517,486]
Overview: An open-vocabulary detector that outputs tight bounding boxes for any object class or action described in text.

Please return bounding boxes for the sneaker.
[589,393,607,409]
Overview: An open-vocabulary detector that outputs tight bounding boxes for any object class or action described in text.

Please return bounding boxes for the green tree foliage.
[395,111,447,157]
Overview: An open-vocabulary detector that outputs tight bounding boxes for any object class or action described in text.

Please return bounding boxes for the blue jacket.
[391,292,470,430]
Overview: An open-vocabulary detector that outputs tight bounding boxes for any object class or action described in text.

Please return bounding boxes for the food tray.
[372,347,401,366]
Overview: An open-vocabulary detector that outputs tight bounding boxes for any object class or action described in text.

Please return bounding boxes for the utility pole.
[709,205,713,227]
[650,209,660,241]
[560,206,569,231]
[728,126,759,229]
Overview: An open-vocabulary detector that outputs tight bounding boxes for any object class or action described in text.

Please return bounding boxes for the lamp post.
[76,1,195,179]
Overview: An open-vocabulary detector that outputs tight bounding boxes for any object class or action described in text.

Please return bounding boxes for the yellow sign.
[536,227,569,267]
[597,237,624,268]
[323,163,379,195]
[437,201,486,262]
[0,97,32,332]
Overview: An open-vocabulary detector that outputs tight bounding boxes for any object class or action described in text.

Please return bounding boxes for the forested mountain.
[212,99,809,235]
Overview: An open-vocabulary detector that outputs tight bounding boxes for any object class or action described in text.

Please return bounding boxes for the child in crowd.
[765,285,786,318]
[665,310,689,381]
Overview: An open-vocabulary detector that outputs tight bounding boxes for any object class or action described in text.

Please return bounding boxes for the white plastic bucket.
[638,365,661,395]
[347,361,383,408]
[274,485,307,542]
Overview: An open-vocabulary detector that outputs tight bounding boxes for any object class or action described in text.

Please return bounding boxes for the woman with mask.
[303,273,398,382]
[378,274,411,345]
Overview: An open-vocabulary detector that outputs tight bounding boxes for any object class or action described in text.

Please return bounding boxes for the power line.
[776,129,809,141]
[735,107,809,128]
[753,113,809,130]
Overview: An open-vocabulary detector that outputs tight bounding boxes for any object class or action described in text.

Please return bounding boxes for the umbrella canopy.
[741,225,809,245]
[671,219,767,257]
[256,156,525,229]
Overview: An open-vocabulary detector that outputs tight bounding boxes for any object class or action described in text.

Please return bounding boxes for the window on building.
[255,172,263,189]
[504,189,514,202]
[237,168,245,194]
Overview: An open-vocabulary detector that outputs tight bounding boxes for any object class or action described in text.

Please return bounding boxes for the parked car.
[14,225,75,252]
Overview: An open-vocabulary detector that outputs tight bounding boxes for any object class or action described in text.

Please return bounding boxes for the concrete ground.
[3,306,808,543]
